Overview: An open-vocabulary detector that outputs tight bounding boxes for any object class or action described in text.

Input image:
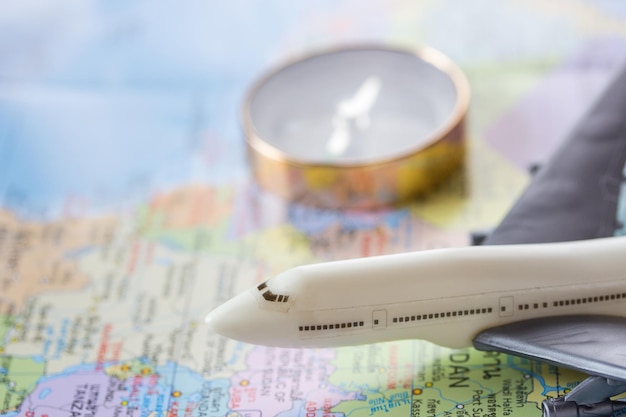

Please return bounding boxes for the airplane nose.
[205,290,255,338]
[205,289,293,346]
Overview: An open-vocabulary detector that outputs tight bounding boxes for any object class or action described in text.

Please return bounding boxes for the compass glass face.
[248,48,460,164]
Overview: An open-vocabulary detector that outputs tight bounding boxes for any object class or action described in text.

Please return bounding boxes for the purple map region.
[14,362,230,417]
[484,37,626,170]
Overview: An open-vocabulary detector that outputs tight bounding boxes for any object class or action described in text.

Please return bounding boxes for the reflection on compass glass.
[248,47,460,164]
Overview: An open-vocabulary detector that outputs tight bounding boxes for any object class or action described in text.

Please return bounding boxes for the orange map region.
[144,185,234,231]
[0,209,118,314]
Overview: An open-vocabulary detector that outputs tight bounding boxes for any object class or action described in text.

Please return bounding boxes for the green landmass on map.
[0,356,46,413]
[0,316,14,350]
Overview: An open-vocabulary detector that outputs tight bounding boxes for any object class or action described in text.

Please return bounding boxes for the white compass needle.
[326,76,382,156]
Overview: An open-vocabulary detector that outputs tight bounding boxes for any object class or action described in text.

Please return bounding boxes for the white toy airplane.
[206,237,626,417]
[208,64,626,417]
[206,237,626,349]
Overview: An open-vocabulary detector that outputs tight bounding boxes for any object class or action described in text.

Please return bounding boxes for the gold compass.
[242,45,469,209]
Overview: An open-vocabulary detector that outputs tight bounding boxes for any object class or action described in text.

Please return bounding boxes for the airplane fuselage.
[206,236,626,348]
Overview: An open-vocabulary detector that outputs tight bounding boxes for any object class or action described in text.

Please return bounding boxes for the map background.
[1,1,626,417]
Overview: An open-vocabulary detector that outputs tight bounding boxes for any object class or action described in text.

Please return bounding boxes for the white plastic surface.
[205,236,626,348]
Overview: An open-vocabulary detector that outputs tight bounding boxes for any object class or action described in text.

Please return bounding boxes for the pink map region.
[229,347,362,417]
[16,366,166,417]
[484,37,626,169]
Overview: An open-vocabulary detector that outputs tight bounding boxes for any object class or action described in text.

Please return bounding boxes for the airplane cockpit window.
[257,280,289,303]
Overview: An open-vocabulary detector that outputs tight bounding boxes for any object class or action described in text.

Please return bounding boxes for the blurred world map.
[1,1,626,417]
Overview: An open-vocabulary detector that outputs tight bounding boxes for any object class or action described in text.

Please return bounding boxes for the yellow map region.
[330,342,587,417]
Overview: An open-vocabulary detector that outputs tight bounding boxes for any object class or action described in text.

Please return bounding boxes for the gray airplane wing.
[473,315,626,382]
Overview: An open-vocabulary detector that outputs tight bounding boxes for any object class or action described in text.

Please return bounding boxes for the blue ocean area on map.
[0,1,287,216]
[288,203,409,235]
[0,89,228,216]
[0,0,395,220]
